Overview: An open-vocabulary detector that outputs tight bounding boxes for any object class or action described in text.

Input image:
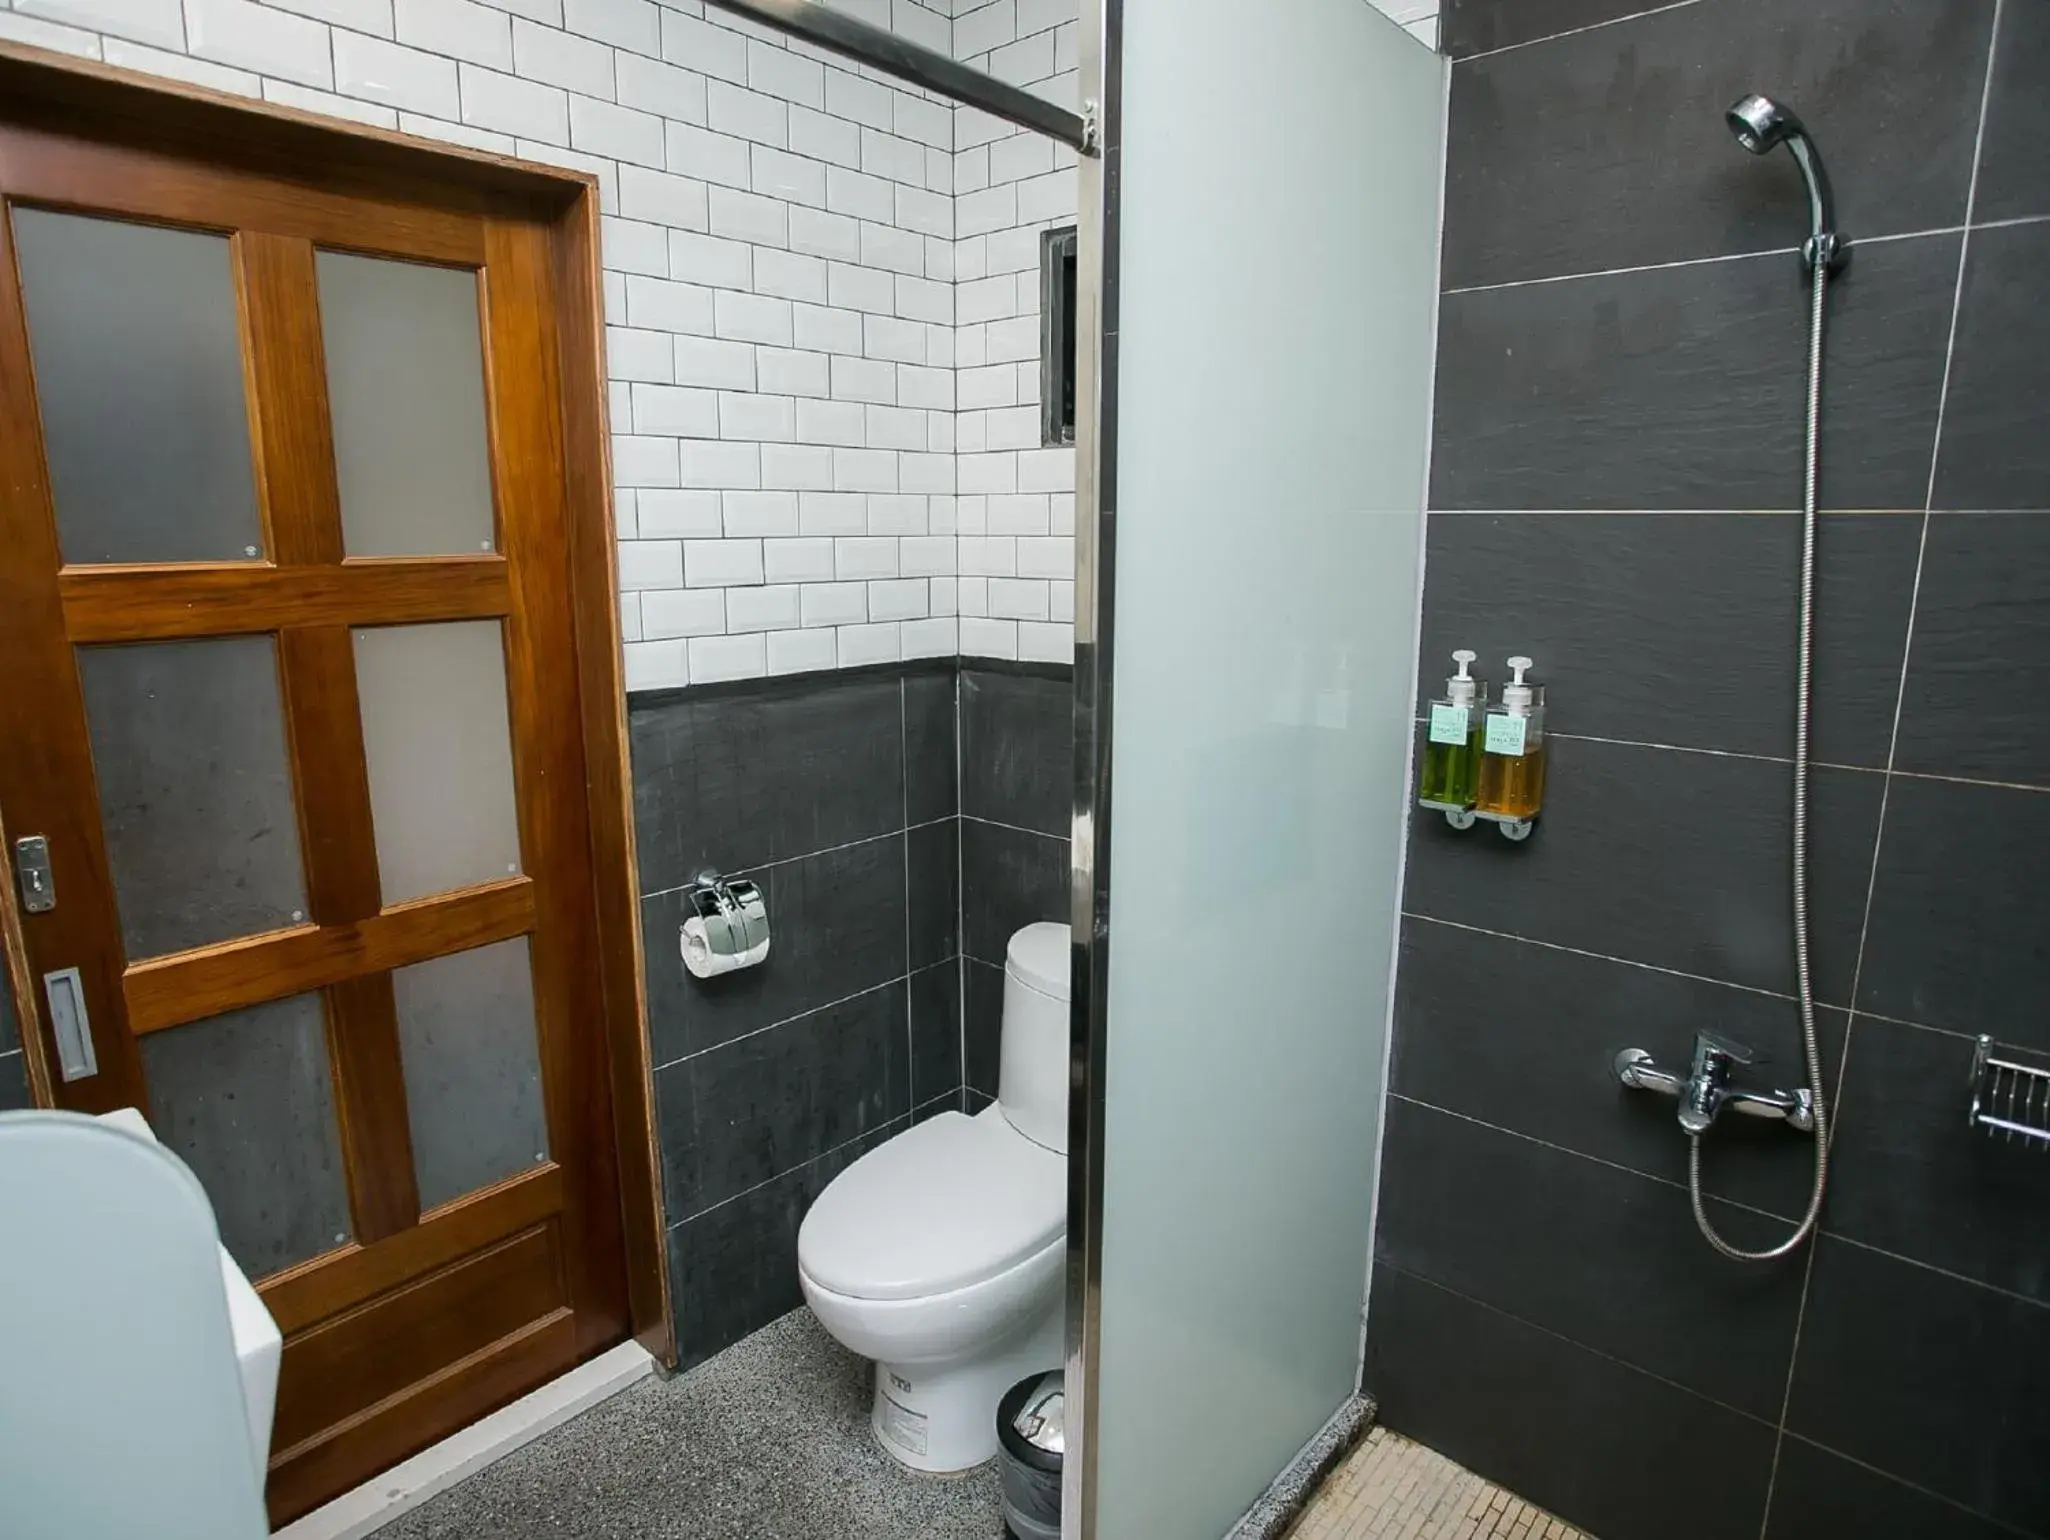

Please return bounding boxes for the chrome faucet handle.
[1692,1031,1754,1068]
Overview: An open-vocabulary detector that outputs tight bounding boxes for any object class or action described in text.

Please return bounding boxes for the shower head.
[1725,93,1846,275]
[1725,92,1804,155]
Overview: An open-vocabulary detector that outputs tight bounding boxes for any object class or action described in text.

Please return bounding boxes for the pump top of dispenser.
[1502,656,1536,715]
[1446,649,1479,707]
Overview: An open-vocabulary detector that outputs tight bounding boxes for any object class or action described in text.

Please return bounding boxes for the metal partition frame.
[700,0,1091,149]
[1064,0,1116,1534]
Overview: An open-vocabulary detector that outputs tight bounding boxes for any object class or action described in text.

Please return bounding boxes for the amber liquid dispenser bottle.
[1477,655,1546,821]
[1419,649,1487,808]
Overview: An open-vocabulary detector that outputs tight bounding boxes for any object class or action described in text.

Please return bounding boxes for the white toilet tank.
[999,921,1070,1154]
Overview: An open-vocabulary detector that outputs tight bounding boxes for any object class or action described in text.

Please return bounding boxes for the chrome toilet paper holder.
[683,869,770,978]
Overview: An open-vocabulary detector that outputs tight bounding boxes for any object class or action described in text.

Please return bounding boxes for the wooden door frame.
[0,41,672,1371]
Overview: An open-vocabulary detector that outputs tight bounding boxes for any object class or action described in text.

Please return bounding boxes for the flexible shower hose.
[1688,265,1833,1261]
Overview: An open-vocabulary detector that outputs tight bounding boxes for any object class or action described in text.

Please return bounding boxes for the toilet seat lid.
[800,1110,1065,1302]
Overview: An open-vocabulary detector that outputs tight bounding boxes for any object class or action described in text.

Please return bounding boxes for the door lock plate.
[14,835,54,913]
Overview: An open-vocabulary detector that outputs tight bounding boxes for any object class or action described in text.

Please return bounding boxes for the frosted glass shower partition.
[1075,2,1445,1535]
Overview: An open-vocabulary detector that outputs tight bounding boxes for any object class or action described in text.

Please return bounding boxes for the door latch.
[14,835,54,913]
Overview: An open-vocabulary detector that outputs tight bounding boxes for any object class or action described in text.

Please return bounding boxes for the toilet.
[799,921,1070,1473]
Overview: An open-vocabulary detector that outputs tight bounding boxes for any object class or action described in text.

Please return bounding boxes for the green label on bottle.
[1427,703,1470,745]
[1484,713,1529,756]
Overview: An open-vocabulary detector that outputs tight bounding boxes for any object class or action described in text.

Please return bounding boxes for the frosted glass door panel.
[354,620,522,904]
[139,991,352,1277]
[393,938,548,1210]
[76,638,309,960]
[1091,4,1444,1536]
[317,252,496,556]
[11,208,262,565]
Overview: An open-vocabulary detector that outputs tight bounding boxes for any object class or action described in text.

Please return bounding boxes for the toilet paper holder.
[682,870,770,979]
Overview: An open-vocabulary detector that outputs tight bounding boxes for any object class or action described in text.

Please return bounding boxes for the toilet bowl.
[799,920,1070,1473]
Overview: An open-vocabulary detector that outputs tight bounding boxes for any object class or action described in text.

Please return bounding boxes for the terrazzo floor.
[1289,1427,1589,1540]
[376,1309,1004,1540]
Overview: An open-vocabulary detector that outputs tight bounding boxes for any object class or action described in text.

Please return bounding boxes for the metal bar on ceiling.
[699,0,1093,151]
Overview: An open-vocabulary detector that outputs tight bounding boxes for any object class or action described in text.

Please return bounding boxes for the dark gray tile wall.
[958,664,1073,1106]
[632,661,960,1370]
[631,657,1073,1369]
[1371,3,2050,1536]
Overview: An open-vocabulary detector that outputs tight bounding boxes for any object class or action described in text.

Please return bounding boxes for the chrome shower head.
[1726,92,1804,155]
[1726,93,1846,274]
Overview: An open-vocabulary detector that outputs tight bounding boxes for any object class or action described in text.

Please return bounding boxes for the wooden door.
[0,77,644,1525]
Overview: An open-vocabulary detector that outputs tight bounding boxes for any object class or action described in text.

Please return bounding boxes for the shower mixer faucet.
[1613,1034,1815,1135]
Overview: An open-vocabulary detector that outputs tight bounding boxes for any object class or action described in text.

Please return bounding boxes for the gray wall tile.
[1764,1440,2023,1540]
[1972,0,2050,225]
[667,1119,902,1371]
[655,981,908,1223]
[960,666,1073,837]
[1443,0,1993,288]
[1403,736,1884,1005]
[628,672,905,893]
[909,961,962,1109]
[1392,918,1846,1221]
[1416,511,1920,765]
[906,817,958,971]
[1826,1015,2050,1305]
[1431,236,1958,511]
[1376,1098,1807,1420]
[1930,221,2050,511]
[1895,512,2050,783]
[1856,774,2050,1051]
[963,957,1004,1099]
[961,817,1068,968]
[1786,1238,2050,1533]
[903,669,959,826]
[644,833,909,1065]
[1366,1265,1779,1540]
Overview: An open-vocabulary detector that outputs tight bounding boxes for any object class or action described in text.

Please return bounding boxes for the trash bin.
[997,1371,1064,1540]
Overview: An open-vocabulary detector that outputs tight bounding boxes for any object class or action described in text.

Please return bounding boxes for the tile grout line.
[1399,913,2019,1061]
[1387,1093,1804,1226]
[1755,9,2009,1530]
[1826,1227,2050,1316]
[1452,0,1706,65]
[1445,239,1801,296]
[1773,1430,2049,1539]
[639,815,952,901]
[1438,216,2026,300]
[650,974,909,1073]
[961,809,1068,840]
[1465,727,2050,796]
[669,1114,912,1229]
[1401,913,1811,1005]
[1375,1256,1785,1432]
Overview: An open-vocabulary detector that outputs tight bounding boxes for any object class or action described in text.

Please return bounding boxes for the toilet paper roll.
[681,915,771,979]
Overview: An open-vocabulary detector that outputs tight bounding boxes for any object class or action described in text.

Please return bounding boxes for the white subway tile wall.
[947,0,1075,664]
[2,0,1435,681]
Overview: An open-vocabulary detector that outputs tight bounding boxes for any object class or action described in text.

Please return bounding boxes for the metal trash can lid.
[998,1371,1065,1472]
